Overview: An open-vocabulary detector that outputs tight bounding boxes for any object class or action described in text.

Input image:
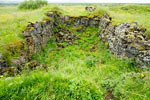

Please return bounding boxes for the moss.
[2,40,26,65]
[24,60,40,69]
[70,26,83,32]
[127,34,135,40]
[137,35,144,41]
[42,17,51,22]
[130,43,145,51]
[25,26,34,32]
[49,6,64,15]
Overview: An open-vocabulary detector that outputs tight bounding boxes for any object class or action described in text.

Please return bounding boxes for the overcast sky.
[1,0,150,3]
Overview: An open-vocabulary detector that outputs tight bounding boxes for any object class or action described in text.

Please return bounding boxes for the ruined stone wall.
[0,20,54,74]
[99,15,150,66]
[0,11,101,75]
[1,10,150,75]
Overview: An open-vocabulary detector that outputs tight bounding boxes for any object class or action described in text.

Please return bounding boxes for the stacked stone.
[46,11,101,27]
[99,15,150,66]
[23,21,53,58]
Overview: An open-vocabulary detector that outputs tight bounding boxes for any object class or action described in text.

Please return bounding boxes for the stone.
[85,6,96,12]
[11,56,26,67]
[0,55,8,71]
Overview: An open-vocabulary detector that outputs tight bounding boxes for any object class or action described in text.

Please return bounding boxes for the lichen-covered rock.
[89,17,100,26]
[99,15,112,29]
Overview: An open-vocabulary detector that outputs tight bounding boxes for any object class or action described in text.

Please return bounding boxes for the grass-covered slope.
[1,26,149,100]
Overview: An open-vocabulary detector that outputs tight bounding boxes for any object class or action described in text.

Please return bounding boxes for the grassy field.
[0,4,150,100]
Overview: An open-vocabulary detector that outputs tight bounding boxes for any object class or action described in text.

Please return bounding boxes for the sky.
[1,0,150,3]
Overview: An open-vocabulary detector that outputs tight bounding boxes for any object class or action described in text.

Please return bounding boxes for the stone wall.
[1,10,150,75]
[0,11,101,75]
[0,20,54,74]
[99,15,150,66]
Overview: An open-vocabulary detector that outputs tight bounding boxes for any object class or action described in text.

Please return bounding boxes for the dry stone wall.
[1,10,150,75]
[99,15,150,66]
[0,11,101,75]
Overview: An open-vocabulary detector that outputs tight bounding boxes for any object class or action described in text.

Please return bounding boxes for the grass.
[1,26,149,99]
[0,4,150,100]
